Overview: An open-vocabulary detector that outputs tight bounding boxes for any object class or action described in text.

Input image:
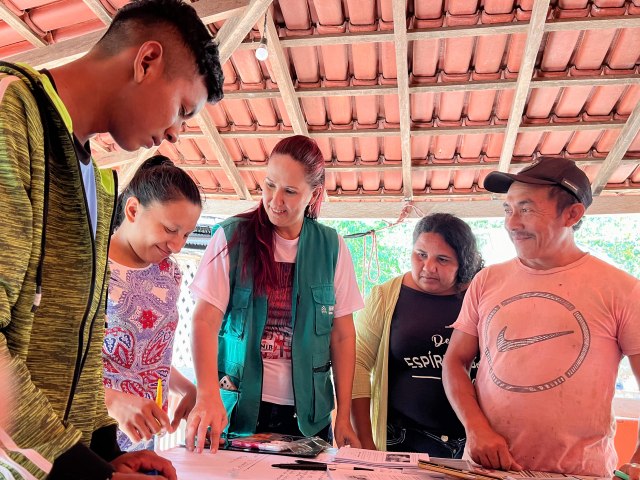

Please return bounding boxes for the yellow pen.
[156,378,163,408]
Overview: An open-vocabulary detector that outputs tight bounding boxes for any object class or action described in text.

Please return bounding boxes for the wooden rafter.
[81,0,112,25]
[591,101,640,195]
[193,0,273,200]
[204,120,625,139]
[0,2,46,48]
[197,113,252,200]
[202,187,640,204]
[99,152,139,169]
[179,157,639,173]
[200,194,640,219]
[258,9,308,136]
[392,0,412,200]
[90,140,109,154]
[215,0,273,64]
[229,15,640,49]
[221,74,640,100]
[10,9,640,75]
[4,0,251,68]
[119,148,160,186]
[498,0,550,173]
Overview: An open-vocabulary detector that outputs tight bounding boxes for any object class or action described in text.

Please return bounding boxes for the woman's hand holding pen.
[185,391,228,453]
[105,388,173,442]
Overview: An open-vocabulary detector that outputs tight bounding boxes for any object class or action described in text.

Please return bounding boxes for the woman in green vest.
[185,136,365,453]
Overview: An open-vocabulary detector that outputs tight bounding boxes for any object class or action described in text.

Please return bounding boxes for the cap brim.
[484,171,557,194]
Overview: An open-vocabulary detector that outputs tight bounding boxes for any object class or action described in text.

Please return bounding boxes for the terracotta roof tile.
[25,0,95,34]
[607,28,640,70]
[5,0,640,209]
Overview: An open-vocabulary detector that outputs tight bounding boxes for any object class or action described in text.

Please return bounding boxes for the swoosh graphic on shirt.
[496,326,574,352]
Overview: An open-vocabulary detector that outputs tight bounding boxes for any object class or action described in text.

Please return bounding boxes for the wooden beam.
[240,15,640,49]
[193,0,273,201]
[543,15,640,32]
[200,194,640,218]
[533,74,640,89]
[197,112,252,199]
[215,0,273,64]
[220,74,640,100]
[162,118,626,140]
[97,151,140,169]
[177,156,638,173]
[259,10,307,135]
[117,147,160,188]
[519,120,626,132]
[81,0,112,25]
[392,0,412,200]
[4,0,251,68]
[223,88,280,99]
[196,0,248,25]
[0,2,46,48]
[278,30,395,48]
[218,129,399,138]
[90,140,109,154]
[498,0,550,173]
[591,102,640,195]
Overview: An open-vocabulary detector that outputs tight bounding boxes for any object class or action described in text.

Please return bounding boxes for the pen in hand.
[145,379,164,476]
[156,379,163,409]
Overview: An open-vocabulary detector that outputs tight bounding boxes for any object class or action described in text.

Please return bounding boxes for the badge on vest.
[320,305,334,316]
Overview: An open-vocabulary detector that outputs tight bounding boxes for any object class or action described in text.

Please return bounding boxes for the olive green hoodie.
[0,62,118,479]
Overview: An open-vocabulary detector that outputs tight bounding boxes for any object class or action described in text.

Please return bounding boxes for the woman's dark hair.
[413,213,484,291]
[225,135,325,295]
[114,155,201,229]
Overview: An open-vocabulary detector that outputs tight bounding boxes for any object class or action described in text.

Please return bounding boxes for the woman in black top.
[352,213,483,457]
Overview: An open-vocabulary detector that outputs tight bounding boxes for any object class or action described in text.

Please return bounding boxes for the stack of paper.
[333,447,430,470]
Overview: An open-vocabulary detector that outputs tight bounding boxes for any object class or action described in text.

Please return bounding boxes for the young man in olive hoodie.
[0,0,223,477]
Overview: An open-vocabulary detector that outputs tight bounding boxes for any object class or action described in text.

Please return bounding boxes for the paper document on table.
[423,458,597,480]
[159,447,327,480]
[328,470,430,480]
[334,447,429,469]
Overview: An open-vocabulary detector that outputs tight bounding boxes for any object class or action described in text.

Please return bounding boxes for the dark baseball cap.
[484,157,592,208]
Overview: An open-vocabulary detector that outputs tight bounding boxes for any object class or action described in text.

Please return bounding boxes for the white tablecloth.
[160,447,330,479]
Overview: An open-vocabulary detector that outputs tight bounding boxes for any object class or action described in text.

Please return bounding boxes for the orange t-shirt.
[453,254,640,476]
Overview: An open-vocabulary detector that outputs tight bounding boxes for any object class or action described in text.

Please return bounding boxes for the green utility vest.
[216,216,339,437]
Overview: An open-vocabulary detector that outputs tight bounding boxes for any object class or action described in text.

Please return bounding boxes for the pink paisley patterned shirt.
[102,257,181,450]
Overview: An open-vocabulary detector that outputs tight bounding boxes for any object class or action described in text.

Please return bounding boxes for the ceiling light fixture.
[255,37,268,61]
[255,13,269,61]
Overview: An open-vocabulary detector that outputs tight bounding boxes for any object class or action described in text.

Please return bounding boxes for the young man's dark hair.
[94,0,224,103]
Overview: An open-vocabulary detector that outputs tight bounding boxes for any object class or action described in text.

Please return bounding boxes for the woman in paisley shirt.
[102,155,202,451]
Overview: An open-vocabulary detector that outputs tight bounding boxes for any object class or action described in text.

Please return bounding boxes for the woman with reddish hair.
[185,136,364,451]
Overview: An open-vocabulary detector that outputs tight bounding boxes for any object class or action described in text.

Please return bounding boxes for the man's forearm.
[442,360,492,432]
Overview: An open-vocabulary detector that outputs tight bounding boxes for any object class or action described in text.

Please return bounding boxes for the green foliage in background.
[575,216,640,279]
[322,214,640,299]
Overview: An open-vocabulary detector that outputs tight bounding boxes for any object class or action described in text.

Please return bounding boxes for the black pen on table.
[271,463,375,471]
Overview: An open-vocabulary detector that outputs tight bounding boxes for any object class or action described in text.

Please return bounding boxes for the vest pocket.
[311,352,335,423]
[311,284,336,336]
[225,287,251,338]
[219,388,239,437]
